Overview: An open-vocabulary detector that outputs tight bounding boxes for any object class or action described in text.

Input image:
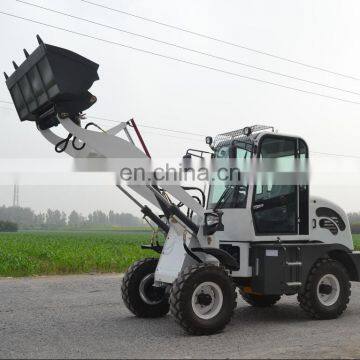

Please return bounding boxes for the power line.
[0,100,205,137]
[87,115,204,136]
[81,0,360,81]
[130,128,204,142]
[0,100,13,105]
[140,125,204,137]
[16,0,360,97]
[2,11,360,107]
[0,104,202,141]
[312,151,360,159]
[0,105,360,158]
[140,124,204,137]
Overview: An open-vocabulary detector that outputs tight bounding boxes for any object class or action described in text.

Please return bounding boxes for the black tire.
[170,264,236,335]
[121,258,169,318]
[298,258,351,320]
[240,290,281,307]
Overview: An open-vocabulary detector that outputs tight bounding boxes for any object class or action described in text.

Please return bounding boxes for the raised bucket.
[4,35,99,129]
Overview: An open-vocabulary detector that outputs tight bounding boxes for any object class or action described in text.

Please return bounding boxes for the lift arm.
[40,117,205,229]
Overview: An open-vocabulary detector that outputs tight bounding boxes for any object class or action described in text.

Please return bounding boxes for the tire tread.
[297,258,351,319]
[121,258,169,318]
[169,264,236,335]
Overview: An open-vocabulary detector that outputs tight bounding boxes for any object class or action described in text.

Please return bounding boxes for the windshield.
[207,141,253,209]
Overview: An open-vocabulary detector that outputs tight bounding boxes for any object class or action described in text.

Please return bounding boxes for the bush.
[0,221,18,232]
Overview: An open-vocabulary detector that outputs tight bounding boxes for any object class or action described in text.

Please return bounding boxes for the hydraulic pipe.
[130,118,151,158]
[117,185,169,234]
[146,186,199,234]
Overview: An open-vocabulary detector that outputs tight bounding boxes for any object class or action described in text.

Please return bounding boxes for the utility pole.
[13,184,19,207]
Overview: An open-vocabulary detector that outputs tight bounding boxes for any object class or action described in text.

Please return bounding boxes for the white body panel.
[217,209,253,242]
[155,220,203,284]
[309,196,353,250]
[211,209,253,277]
[154,191,354,283]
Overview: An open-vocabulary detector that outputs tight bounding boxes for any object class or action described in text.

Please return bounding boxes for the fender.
[298,243,360,288]
[192,247,239,270]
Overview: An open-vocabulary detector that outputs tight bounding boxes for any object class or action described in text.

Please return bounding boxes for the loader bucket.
[4,35,99,129]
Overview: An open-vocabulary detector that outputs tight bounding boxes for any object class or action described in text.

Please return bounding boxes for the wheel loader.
[4,36,360,335]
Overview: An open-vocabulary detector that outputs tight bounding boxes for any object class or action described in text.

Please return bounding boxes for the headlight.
[204,212,224,236]
[205,213,220,226]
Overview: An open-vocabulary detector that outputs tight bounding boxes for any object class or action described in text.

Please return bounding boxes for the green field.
[0,232,157,277]
[0,232,359,278]
[353,234,360,248]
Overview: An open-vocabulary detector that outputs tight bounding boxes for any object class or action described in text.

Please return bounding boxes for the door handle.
[312,219,317,229]
[253,203,264,210]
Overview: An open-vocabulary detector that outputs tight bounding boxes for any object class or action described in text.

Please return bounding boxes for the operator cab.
[206,125,309,238]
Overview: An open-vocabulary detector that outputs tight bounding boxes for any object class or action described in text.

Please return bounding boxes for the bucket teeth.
[36,34,44,45]
[5,38,99,125]
[4,72,9,80]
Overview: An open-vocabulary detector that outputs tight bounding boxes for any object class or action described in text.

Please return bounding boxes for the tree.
[0,221,18,232]
[89,210,108,225]
[45,209,67,228]
[0,204,144,229]
[34,212,45,228]
[107,210,144,227]
[68,210,85,227]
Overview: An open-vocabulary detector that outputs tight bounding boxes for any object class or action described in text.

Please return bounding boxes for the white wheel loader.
[5,37,360,335]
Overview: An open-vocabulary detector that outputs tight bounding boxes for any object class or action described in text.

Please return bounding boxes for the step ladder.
[283,246,303,291]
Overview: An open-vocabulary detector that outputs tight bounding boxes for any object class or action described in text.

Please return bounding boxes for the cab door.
[252,135,308,236]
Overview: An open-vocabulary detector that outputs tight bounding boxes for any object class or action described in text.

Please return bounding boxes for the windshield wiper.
[214,185,236,211]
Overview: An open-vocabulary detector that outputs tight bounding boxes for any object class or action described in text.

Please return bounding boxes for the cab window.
[253,136,297,234]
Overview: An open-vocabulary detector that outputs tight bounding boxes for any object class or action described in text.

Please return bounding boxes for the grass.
[22,225,152,232]
[353,234,360,249]
[0,232,359,278]
[0,231,158,277]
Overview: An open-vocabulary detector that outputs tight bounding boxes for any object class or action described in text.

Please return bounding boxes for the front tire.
[298,258,351,319]
[240,290,281,307]
[170,264,236,335]
[121,258,169,318]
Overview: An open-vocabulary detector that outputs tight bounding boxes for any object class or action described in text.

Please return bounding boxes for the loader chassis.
[151,127,360,333]
[248,242,360,295]
[5,38,360,336]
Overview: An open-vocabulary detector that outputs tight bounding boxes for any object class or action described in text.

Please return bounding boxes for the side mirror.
[243,127,252,136]
[206,136,213,146]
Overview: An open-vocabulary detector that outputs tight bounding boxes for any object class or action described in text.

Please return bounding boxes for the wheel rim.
[317,274,340,306]
[139,273,163,305]
[191,281,224,320]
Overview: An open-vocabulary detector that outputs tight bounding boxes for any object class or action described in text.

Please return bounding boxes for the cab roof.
[214,125,274,148]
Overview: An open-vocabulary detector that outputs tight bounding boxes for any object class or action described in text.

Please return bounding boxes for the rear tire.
[298,258,351,319]
[170,264,236,335]
[240,290,281,307]
[121,258,169,318]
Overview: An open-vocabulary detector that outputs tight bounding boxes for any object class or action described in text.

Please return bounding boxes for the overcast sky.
[1,0,360,216]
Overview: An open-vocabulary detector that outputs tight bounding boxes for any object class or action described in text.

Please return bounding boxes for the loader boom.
[42,116,205,225]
